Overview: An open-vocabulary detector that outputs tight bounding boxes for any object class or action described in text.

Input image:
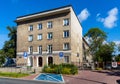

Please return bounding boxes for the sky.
[0,0,120,49]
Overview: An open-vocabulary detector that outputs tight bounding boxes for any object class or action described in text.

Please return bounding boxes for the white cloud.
[97,7,118,28]
[114,41,120,45]
[96,13,101,17]
[78,8,90,22]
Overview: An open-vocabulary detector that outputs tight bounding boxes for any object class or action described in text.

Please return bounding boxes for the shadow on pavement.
[93,70,120,77]
[116,80,120,84]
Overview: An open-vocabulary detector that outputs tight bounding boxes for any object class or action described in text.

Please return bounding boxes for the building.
[15,5,83,69]
[82,38,92,67]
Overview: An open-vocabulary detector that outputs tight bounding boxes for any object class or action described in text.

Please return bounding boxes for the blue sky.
[0,0,120,49]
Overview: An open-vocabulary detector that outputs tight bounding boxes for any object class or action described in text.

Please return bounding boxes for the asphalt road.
[0,78,64,84]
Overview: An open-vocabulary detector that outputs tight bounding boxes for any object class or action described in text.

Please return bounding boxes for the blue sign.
[59,52,64,59]
[23,52,28,59]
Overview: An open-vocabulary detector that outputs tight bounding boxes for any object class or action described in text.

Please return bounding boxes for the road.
[0,78,63,84]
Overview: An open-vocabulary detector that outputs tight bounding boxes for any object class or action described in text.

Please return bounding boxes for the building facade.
[15,5,83,68]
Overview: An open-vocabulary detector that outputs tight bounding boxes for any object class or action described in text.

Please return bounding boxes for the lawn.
[0,72,29,78]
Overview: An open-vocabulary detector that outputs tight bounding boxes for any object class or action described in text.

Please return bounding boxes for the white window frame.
[28,25,33,31]
[38,23,42,30]
[37,34,42,40]
[47,45,52,54]
[63,30,69,38]
[63,43,69,50]
[28,35,33,41]
[29,46,33,54]
[38,45,42,54]
[47,21,52,28]
[47,32,53,39]
[63,18,69,26]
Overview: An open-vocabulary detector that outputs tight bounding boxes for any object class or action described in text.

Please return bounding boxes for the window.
[37,34,42,40]
[47,32,53,39]
[47,21,52,28]
[29,25,33,31]
[38,45,42,54]
[63,30,69,38]
[47,45,52,54]
[29,46,33,54]
[28,35,33,41]
[64,56,69,63]
[38,23,42,30]
[63,43,69,50]
[63,19,69,26]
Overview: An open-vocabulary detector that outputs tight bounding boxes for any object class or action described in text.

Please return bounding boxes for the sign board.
[59,52,64,59]
[112,62,117,68]
[23,52,28,59]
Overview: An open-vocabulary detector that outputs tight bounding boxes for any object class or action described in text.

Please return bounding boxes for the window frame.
[29,25,33,31]
[63,30,69,38]
[64,56,69,63]
[47,21,52,28]
[63,18,69,26]
[38,45,42,54]
[47,44,52,54]
[29,46,33,54]
[38,23,42,30]
[28,35,33,42]
[63,43,70,50]
[47,32,53,40]
[37,34,42,40]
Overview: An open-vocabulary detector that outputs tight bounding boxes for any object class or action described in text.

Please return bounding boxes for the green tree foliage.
[2,26,17,58]
[0,50,5,66]
[96,42,115,62]
[84,28,107,61]
[115,54,120,62]
[118,44,120,52]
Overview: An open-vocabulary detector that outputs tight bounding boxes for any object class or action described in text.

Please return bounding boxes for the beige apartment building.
[15,5,89,68]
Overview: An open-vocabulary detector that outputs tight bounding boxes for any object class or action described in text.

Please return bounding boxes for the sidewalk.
[63,70,120,84]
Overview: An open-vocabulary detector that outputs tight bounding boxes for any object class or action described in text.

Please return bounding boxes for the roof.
[82,37,90,47]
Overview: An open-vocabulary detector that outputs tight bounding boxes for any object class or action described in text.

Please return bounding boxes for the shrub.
[42,63,78,75]
[70,66,78,75]
[96,67,103,70]
[42,65,48,72]
[61,68,71,74]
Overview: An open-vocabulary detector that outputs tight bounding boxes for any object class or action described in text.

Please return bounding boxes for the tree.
[2,26,17,58]
[96,42,115,63]
[0,50,5,66]
[118,44,120,52]
[84,28,107,61]
[115,54,120,62]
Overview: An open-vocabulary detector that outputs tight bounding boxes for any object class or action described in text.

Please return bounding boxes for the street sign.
[59,52,64,59]
[112,62,117,68]
[23,52,28,59]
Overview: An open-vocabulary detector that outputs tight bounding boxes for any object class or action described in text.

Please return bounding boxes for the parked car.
[2,58,16,67]
[105,64,112,70]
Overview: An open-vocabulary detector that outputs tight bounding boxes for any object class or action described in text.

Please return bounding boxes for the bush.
[42,65,48,72]
[42,63,78,75]
[61,68,71,74]
[96,67,103,70]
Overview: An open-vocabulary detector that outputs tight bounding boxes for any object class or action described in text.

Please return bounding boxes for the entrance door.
[38,57,42,67]
[48,57,53,65]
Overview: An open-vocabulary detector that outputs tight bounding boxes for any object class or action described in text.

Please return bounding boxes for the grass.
[0,72,29,78]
